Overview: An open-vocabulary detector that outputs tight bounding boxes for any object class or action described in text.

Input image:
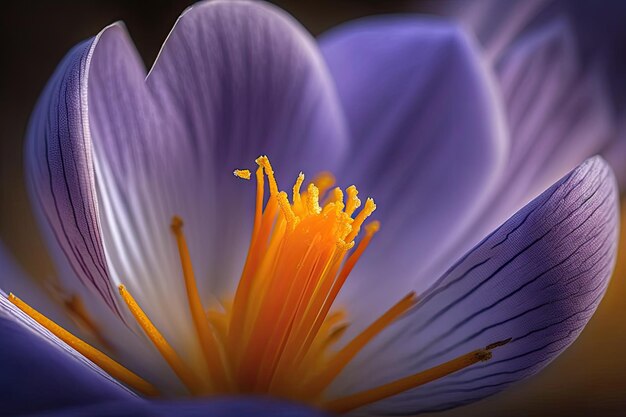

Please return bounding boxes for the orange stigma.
[7,155,507,413]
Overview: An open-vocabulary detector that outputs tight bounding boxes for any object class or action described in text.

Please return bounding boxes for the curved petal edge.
[332,157,619,415]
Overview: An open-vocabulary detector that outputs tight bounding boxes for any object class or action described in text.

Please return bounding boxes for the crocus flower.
[0,1,620,416]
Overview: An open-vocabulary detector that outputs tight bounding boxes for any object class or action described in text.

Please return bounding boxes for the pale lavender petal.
[26,0,348,367]
[439,0,549,62]
[495,19,613,209]
[25,37,122,317]
[564,2,626,188]
[148,0,348,182]
[24,32,180,389]
[442,0,626,191]
[88,1,346,357]
[81,23,203,362]
[448,19,616,266]
[320,17,507,326]
[331,157,618,415]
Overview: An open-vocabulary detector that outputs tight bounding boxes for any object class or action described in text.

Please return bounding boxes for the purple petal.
[0,289,134,416]
[25,37,123,318]
[26,0,348,364]
[147,1,348,181]
[440,0,548,62]
[495,19,613,214]
[24,34,178,387]
[0,242,163,408]
[447,19,616,266]
[442,0,626,191]
[331,157,618,414]
[34,398,328,417]
[562,1,626,190]
[319,17,507,325]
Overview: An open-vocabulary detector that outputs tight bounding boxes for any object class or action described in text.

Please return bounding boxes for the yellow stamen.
[303,292,417,395]
[118,285,207,395]
[346,198,377,243]
[45,154,506,409]
[277,191,299,228]
[307,183,322,215]
[269,247,342,386]
[291,222,380,366]
[236,230,314,390]
[256,156,278,196]
[324,339,511,413]
[228,165,269,354]
[253,238,323,391]
[233,169,251,180]
[171,217,229,390]
[280,250,345,370]
[292,172,305,208]
[228,193,279,357]
[8,293,158,396]
[329,187,345,209]
[312,172,336,197]
[345,185,361,216]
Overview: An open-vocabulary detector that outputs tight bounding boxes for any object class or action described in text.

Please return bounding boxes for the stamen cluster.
[7,156,509,414]
[224,156,383,401]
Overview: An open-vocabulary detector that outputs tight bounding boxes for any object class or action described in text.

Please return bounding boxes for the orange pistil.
[7,155,508,412]
[229,156,381,395]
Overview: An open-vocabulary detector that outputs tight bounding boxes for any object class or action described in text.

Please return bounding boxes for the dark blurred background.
[0,2,624,417]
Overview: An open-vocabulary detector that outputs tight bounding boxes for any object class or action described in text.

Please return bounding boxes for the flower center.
[8,156,509,413]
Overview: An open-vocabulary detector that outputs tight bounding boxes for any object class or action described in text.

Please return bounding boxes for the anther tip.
[233,169,251,180]
[407,291,419,304]
[397,292,418,307]
[171,215,184,231]
[476,350,493,362]
[365,220,381,234]
[256,155,272,169]
[486,337,512,351]
[118,284,126,293]
[314,172,336,188]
